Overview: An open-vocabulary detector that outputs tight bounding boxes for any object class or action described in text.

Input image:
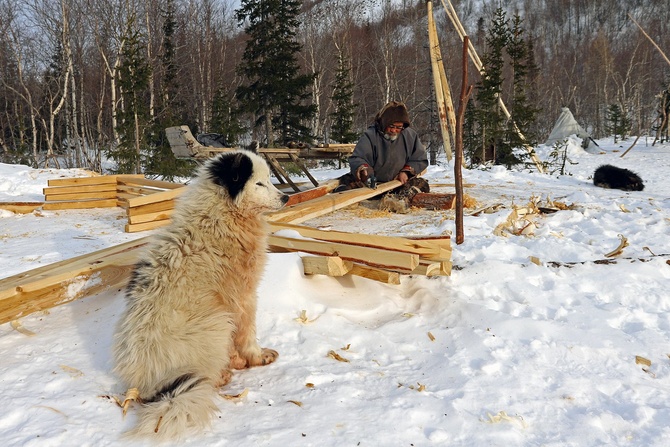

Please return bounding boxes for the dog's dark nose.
[281,194,289,204]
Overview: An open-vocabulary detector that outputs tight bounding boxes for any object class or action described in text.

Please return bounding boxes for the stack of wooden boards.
[42,174,186,233]
[269,222,451,285]
[0,177,452,325]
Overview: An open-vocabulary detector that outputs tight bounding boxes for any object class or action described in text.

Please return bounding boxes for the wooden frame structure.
[165,126,355,192]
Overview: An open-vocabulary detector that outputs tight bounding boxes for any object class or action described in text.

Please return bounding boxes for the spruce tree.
[329,53,358,144]
[110,13,151,174]
[235,0,317,147]
[502,13,538,168]
[470,7,509,165]
[606,104,630,143]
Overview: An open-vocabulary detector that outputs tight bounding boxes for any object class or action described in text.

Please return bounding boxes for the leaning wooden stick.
[455,36,473,245]
[619,134,641,158]
[427,0,453,161]
[628,13,670,67]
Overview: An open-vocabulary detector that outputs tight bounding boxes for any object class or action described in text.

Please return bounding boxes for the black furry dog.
[593,164,644,191]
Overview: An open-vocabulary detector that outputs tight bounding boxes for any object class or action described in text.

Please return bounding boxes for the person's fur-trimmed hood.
[375,101,410,131]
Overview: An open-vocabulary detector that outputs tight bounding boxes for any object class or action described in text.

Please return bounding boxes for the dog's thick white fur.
[113,150,288,441]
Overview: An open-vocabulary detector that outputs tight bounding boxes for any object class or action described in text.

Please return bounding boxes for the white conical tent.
[546,107,598,152]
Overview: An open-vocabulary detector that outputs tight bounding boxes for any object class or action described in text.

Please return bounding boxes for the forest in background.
[1,0,669,173]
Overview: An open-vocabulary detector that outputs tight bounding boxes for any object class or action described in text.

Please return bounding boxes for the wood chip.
[635,356,652,367]
[327,350,349,362]
[484,411,527,428]
[10,320,36,336]
[427,332,435,341]
[59,364,84,378]
[117,387,140,416]
[221,388,249,400]
[604,234,629,258]
[294,309,319,324]
[287,400,303,407]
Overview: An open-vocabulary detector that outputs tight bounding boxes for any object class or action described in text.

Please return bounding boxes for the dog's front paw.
[260,347,278,366]
[215,369,233,388]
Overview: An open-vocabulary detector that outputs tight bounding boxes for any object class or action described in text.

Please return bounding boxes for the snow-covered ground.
[1,136,669,446]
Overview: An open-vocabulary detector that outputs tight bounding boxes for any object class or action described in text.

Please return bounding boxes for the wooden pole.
[619,134,641,158]
[628,13,670,67]
[427,0,453,161]
[455,37,473,245]
[441,0,545,173]
[427,3,457,144]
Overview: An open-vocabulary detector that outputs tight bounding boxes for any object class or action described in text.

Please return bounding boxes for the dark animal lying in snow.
[593,164,644,191]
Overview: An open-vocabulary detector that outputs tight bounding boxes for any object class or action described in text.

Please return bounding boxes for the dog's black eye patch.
[207,152,254,200]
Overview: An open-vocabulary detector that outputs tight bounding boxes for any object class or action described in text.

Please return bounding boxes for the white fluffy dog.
[113,150,288,440]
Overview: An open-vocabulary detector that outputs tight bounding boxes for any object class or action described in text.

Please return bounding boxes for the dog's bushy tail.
[127,374,218,441]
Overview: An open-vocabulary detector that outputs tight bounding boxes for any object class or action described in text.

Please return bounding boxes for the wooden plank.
[126,200,176,217]
[125,220,171,233]
[301,256,353,276]
[0,238,148,325]
[116,176,185,190]
[315,143,356,151]
[269,222,450,259]
[285,186,329,206]
[259,148,301,155]
[42,199,118,210]
[127,209,175,225]
[406,235,451,250]
[45,190,118,201]
[47,174,143,187]
[349,264,400,285]
[284,179,340,207]
[267,180,402,224]
[43,184,118,196]
[125,187,185,208]
[116,185,165,197]
[268,234,419,272]
[116,192,143,201]
[0,202,44,213]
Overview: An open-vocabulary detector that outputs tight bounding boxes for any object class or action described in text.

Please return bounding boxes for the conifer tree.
[109,13,151,174]
[606,104,630,143]
[469,7,509,165]
[235,0,317,147]
[329,53,358,144]
[501,13,538,168]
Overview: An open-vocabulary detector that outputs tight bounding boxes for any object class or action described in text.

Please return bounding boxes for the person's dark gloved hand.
[356,165,374,187]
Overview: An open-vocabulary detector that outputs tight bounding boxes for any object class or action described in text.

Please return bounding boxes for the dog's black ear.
[246,141,260,154]
[206,152,253,200]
